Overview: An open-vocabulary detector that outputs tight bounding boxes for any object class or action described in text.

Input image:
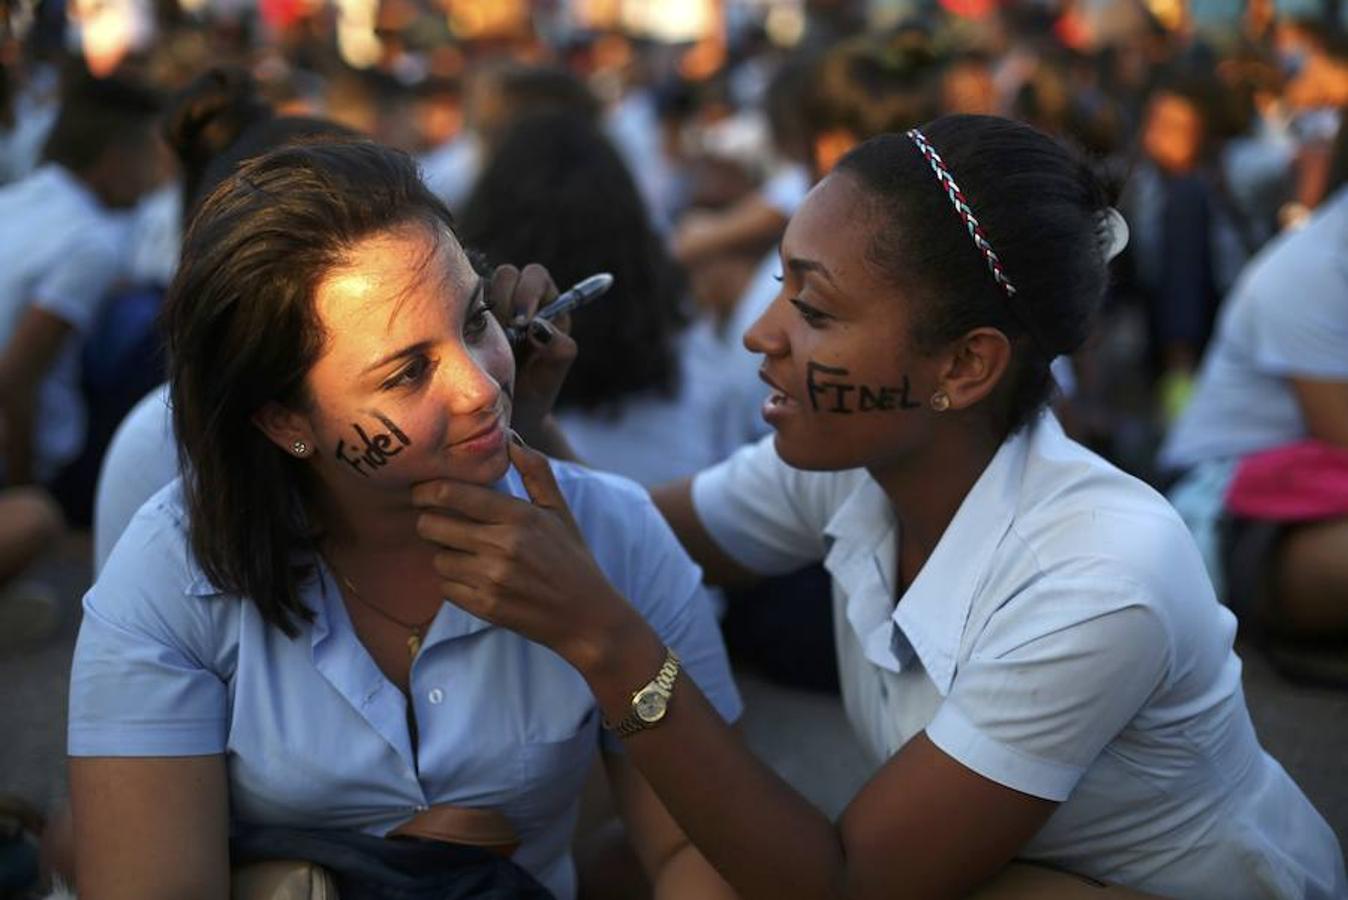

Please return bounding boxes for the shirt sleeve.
[68,510,229,757]
[925,572,1171,802]
[601,487,743,754]
[31,226,125,332]
[92,385,177,576]
[1241,246,1348,382]
[690,435,839,575]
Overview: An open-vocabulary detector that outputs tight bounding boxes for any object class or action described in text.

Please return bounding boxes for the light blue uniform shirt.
[70,463,742,899]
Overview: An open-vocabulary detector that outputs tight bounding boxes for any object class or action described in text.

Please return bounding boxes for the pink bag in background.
[1225,440,1348,522]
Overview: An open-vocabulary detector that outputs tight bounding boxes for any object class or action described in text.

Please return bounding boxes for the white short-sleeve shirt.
[71,463,742,900]
[1160,186,1348,471]
[0,164,129,479]
[693,413,1344,899]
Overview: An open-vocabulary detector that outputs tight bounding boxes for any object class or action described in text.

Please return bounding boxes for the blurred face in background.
[1143,91,1204,174]
[91,124,169,208]
[941,60,997,116]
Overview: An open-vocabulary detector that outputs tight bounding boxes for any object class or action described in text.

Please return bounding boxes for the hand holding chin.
[411,435,645,674]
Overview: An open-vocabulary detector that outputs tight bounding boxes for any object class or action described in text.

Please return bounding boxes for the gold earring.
[929,391,950,412]
[291,439,310,457]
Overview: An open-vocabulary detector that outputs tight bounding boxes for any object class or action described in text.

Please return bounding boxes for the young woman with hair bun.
[417,114,1345,898]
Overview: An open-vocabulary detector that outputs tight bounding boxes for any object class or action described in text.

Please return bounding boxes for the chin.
[771,432,858,472]
[442,446,512,485]
[481,448,513,484]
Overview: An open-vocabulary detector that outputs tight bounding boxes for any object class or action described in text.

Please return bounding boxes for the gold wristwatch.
[603,647,680,738]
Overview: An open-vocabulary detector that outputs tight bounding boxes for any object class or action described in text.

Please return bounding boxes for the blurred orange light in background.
[445,0,529,39]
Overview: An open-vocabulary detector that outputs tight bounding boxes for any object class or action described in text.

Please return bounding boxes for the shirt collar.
[822,415,1040,693]
[821,472,900,674]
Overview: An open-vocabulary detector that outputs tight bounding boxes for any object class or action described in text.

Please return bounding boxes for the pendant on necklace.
[407,631,423,659]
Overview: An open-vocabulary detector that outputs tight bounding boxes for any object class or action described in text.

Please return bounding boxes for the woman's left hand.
[412,436,642,672]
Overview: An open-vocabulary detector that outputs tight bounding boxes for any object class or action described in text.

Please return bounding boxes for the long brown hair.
[163,140,457,634]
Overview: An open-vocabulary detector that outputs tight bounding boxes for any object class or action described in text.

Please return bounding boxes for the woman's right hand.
[489,263,577,448]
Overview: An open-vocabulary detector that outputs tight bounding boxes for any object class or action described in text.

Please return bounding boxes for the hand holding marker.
[505,273,614,345]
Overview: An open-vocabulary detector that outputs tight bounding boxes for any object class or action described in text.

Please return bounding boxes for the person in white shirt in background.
[93,67,360,574]
[417,115,1345,899]
[1161,118,1348,662]
[0,67,160,647]
[0,69,161,491]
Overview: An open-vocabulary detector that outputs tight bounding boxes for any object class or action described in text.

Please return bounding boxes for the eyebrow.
[784,253,838,288]
[361,277,486,376]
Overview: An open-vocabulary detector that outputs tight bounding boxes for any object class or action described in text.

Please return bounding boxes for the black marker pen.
[505,273,614,344]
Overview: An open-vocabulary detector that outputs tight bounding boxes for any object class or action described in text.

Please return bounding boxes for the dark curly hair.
[459,111,687,413]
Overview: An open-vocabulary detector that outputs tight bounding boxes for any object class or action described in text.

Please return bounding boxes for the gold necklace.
[329,565,437,659]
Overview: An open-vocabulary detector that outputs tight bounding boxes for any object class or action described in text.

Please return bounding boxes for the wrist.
[571,603,666,706]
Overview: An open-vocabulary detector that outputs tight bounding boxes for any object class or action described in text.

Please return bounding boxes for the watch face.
[635,689,668,723]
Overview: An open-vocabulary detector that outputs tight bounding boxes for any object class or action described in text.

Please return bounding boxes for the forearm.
[651,841,738,900]
[1289,378,1348,450]
[675,198,787,265]
[0,386,37,485]
[582,625,846,900]
[0,305,73,485]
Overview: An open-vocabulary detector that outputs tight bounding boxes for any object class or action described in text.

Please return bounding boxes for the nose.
[743,296,789,358]
[440,348,503,417]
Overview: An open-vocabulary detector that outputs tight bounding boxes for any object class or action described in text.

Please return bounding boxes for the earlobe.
[939,328,1013,411]
[253,401,315,458]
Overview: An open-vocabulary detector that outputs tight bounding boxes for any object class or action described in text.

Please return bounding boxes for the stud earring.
[929,391,951,412]
[291,439,310,457]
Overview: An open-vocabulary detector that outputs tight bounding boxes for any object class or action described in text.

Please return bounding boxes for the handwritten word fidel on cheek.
[806,361,921,414]
[336,412,412,476]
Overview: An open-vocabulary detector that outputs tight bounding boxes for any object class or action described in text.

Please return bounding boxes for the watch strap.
[603,647,680,738]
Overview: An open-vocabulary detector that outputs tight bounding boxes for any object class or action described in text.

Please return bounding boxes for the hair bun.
[163,67,272,172]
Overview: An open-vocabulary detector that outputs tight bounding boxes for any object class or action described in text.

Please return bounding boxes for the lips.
[758,368,796,404]
[454,420,500,446]
[449,406,508,453]
[758,368,800,419]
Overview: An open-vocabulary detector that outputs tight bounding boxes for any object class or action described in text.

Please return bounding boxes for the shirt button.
[428,688,444,704]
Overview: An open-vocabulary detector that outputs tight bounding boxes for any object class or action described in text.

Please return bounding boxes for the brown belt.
[388,804,520,858]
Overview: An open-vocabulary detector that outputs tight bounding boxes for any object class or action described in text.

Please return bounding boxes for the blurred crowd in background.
[1,0,1347,687]
[0,0,1347,892]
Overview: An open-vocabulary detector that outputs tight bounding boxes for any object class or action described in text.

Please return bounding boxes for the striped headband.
[905,128,1017,299]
